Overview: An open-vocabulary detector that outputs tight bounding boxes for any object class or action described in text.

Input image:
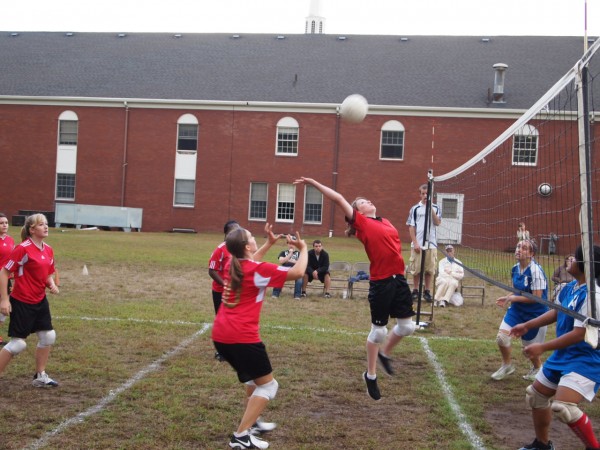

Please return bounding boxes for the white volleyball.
[340,94,368,123]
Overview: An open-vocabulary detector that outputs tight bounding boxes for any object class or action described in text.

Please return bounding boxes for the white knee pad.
[367,325,388,344]
[525,384,552,410]
[496,331,511,348]
[252,379,279,401]
[4,338,27,355]
[552,400,584,424]
[392,318,416,337]
[36,330,56,348]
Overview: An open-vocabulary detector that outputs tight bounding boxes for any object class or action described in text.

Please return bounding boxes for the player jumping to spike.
[294,177,415,401]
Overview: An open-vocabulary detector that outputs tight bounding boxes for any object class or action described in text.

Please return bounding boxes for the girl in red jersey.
[294,177,416,402]
[213,227,307,450]
[0,214,60,387]
[0,213,15,345]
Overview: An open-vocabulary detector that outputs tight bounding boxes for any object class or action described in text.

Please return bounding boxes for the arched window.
[380,120,405,160]
[512,124,539,166]
[55,111,79,200]
[276,117,299,156]
[174,114,199,206]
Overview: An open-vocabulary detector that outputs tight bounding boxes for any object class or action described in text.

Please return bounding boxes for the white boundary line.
[419,336,487,450]
[22,323,211,450]
[33,316,489,449]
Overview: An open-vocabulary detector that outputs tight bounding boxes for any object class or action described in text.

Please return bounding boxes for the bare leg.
[381,332,403,356]
[35,346,51,373]
[0,348,14,374]
[366,340,379,375]
[324,274,331,293]
[236,374,273,434]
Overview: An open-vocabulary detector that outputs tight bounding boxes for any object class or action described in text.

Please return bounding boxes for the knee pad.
[552,400,583,424]
[496,331,511,348]
[367,325,388,344]
[525,384,552,410]
[392,318,416,337]
[252,379,279,401]
[4,338,27,355]
[36,330,56,348]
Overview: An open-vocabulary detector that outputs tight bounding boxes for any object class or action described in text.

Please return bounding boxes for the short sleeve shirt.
[212,259,288,344]
[208,241,230,293]
[0,235,15,267]
[349,212,405,280]
[4,238,55,304]
[406,201,441,248]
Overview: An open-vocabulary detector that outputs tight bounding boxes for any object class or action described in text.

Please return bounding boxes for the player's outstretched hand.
[293,177,313,186]
[286,232,306,251]
[263,223,281,244]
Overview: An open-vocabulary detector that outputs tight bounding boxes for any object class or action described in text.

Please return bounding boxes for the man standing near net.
[407,183,441,303]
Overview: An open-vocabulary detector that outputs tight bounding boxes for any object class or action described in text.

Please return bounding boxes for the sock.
[366,372,377,380]
[569,413,600,448]
[233,430,249,438]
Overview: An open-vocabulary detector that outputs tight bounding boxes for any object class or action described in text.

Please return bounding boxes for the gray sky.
[0,0,598,36]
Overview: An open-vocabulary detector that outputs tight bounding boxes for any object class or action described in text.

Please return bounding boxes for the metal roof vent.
[10,32,19,37]
[117,33,127,38]
[337,36,347,41]
[65,32,74,37]
[232,34,240,39]
[481,37,491,43]
[173,34,182,38]
[276,35,286,40]
[400,37,409,42]
[492,63,508,103]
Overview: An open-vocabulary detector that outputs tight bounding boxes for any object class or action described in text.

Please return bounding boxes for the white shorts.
[499,320,547,345]
[536,370,598,402]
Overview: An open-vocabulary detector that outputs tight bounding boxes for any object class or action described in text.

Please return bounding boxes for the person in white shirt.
[434,245,464,307]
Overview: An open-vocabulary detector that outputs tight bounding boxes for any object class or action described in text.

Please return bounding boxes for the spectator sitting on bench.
[301,240,331,298]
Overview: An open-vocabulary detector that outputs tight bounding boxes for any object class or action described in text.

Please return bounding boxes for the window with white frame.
[512,124,539,166]
[277,184,295,222]
[56,174,76,200]
[304,185,323,224]
[380,120,405,160]
[249,182,268,220]
[276,117,299,156]
[56,111,78,201]
[174,114,199,206]
[177,123,198,153]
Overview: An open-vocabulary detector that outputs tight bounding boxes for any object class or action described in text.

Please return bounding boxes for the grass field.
[0,229,597,450]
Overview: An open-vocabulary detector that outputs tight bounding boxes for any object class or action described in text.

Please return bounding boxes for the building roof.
[0,32,594,110]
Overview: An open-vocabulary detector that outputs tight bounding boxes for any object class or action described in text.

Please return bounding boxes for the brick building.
[0,32,594,242]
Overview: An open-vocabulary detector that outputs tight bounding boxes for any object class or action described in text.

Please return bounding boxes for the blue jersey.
[504,260,549,340]
[544,281,600,383]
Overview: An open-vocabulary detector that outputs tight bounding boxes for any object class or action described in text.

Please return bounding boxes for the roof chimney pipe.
[492,63,508,103]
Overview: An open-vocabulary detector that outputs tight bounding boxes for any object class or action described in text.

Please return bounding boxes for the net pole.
[415,171,434,325]
[576,63,598,346]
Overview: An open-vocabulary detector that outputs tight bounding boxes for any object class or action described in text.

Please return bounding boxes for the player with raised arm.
[294,177,415,401]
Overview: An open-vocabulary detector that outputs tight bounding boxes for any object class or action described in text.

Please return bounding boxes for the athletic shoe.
[439,300,447,308]
[215,351,226,362]
[411,289,419,302]
[363,371,381,401]
[293,297,301,300]
[300,292,307,298]
[229,433,269,449]
[324,292,331,299]
[518,438,555,450]
[522,367,540,381]
[423,290,433,303]
[32,371,59,388]
[250,417,277,435]
[490,364,515,381]
[377,352,394,376]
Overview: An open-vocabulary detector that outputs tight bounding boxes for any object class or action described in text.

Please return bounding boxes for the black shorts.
[8,296,54,339]
[368,275,415,326]
[213,341,272,383]
[211,290,222,315]
[306,270,329,283]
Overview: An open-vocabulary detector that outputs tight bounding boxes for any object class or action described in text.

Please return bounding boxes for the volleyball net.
[430,37,600,343]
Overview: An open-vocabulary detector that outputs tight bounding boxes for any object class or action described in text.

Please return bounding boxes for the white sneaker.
[439,301,447,308]
[250,417,277,435]
[229,433,269,449]
[32,371,59,388]
[491,364,515,380]
[522,367,540,381]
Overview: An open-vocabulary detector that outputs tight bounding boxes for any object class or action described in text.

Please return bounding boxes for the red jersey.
[208,241,230,293]
[0,235,15,267]
[349,212,405,280]
[4,238,55,304]
[212,259,288,344]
